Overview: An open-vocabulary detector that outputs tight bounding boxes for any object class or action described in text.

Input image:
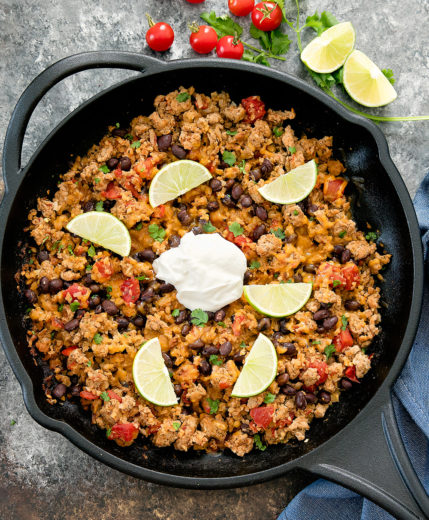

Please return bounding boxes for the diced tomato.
[249,421,259,433]
[241,96,266,124]
[250,405,274,429]
[219,381,231,390]
[275,413,294,429]
[124,180,141,199]
[333,328,354,352]
[102,181,122,200]
[114,168,122,179]
[344,366,360,383]
[107,390,122,402]
[308,361,328,386]
[120,277,140,304]
[206,161,216,173]
[153,204,166,218]
[147,423,161,435]
[316,262,346,289]
[80,390,98,400]
[226,231,235,242]
[234,235,253,250]
[62,283,90,307]
[137,157,155,179]
[108,422,139,442]
[232,314,245,336]
[51,317,64,330]
[94,259,113,280]
[341,263,360,290]
[62,346,78,356]
[323,178,348,202]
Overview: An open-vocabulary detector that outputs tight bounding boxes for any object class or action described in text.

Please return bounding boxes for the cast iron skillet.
[0,52,427,519]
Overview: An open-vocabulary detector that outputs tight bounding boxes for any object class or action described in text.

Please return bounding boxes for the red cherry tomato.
[250,405,274,429]
[229,0,255,16]
[252,2,282,31]
[146,20,174,52]
[216,35,244,59]
[190,25,218,54]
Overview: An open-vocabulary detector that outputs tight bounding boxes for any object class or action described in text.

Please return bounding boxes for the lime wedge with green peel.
[231,334,277,398]
[149,159,212,208]
[301,21,355,73]
[244,283,313,318]
[66,211,131,257]
[343,50,398,107]
[258,160,318,205]
[132,337,178,407]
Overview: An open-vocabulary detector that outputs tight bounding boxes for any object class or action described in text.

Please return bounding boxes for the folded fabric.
[279,173,429,520]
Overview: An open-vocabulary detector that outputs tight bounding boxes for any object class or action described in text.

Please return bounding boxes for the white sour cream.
[153,232,247,312]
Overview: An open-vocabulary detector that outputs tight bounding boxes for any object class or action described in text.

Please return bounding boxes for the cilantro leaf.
[250,260,261,269]
[87,360,92,367]
[87,245,96,258]
[239,160,246,174]
[176,92,190,102]
[148,224,166,243]
[382,68,395,85]
[135,222,143,230]
[270,28,291,55]
[264,393,276,404]
[131,140,141,149]
[172,421,181,431]
[68,244,75,256]
[200,11,243,38]
[100,391,110,402]
[341,314,348,330]
[190,308,208,326]
[99,165,110,173]
[209,354,222,366]
[95,201,104,212]
[242,50,271,67]
[240,341,246,349]
[217,321,226,328]
[172,309,180,317]
[304,11,338,35]
[10,419,16,426]
[229,222,244,237]
[338,230,346,238]
[254,434,266,451]
[288,146,296,154]
[324,344,336,359]
[203,221,216,233]
[365,231,378,242]
[106,427,112,437]
[136,275,146,281]
[332,279,342,288]
[57,303,64,312]
[250,23,271,50]
[70,301,80,313]
[308,69,340,90]
[273,127,283,137]
[93,333,103,345]
[226,130,237,136]
[271,228,286,240]
[222,150,236,166]
[208,397,220,414]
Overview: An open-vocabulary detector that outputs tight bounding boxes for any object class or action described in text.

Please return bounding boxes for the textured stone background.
[0,1,428,519]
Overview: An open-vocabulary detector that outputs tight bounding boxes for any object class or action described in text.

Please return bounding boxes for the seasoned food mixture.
[20,87,390,456]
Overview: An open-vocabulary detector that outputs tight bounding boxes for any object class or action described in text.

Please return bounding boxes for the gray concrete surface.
[1,1,428,519]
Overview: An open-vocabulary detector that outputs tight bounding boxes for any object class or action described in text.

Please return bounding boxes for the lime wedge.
[301,21,355,73]
[66,211,131,257]
[132,337,178,407]
[244,283,312,318]
[343,50,397,107]
[258,160,318,205]
[231,334,277,398]
[149,160,212,208]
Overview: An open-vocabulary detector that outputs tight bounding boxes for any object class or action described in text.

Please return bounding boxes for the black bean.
[258,317,271,331]
[75,309,85,320]
[39,276,50,294]
[189,339,204,349]
[250,168,262,182]
[177,209,191,225]
[159,283,174,295]
[333,245,345,257]
[295,391,307,410]
[307,204,319,215]
[320,302,332,309]
[313,309,331,321]
[206,200,219,213]
[24,289,37,304]
[255,206,268,221]
[206,311,215,321]
[239,195,253,208]
[101,300,118,316]
[81,273,92,286]
[172,144,187,159]
[175,310,188,324]
[70,385,81,397]
[231,184,243,200]
[37,250,49,262]
[323,316,338,330]
[69,375,78,385]
[119,156,131,171]
[140,288,154,301]
[106,157,119,170]
[63,281,72,289]
[243,270,251,284]
[210,178,222,192]
[162,352,173,368]
[277,373,290,386]
[281,384,297,396]
[103,199,116,211]
[95,304,103,314]
[225,179,235,190]
[297,200,307,213]
[272,331,283,344]
[89,284,100,294]
[89,295,101,309]
[174,384,183,397]
[233,353,245,363]
[139,249,157,263]
[219,341,232,356]
[260,158,273,176]
[345,299,360,311]
[181,406,193,415]
[52,384,67,399]
[214,309,226,322]
[168,234,181,248]
[49,278,63,294]
[133,316,146,328]
[82,200,95,212]
[221,195,235,208]
[340,377,353,390]
[117,317,129,330]
[112,127,127,138]
[318,391,331,404]
[293,273,303,283]
[279,319,288,334]
[303,264,317,274]
[341,249,352,264]
[283,343,297,356]
[181,323,191,336]
[199,359,211,376]
[157,134,172,151]
[202,345,219,356]
[316,326,325,334]
[192,226,203,235]
[219,159,230,169]
[305,392,318,404]
[252,224,266,241]
[64,318,79,332]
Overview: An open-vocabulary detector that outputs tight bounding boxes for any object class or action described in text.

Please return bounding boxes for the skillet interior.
[1,66,415,479]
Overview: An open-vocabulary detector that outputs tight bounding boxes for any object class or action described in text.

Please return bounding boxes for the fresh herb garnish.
[288,146,296,154]
[50,331,56,340]
[124,134,133,141]
[254,434,266,451]
[106,427,112,437]
[222,150,236,166]
[67,244,75,256]
[131,140,141,149]
[273,272,280,278]
[10,419,16,426]
[115,122,120,128]
[70,301,80,313]
[87,360,92,367]
[172,421,181,431]
[273,127,283,137]
[136,275,147,281]
[365,231,378,242]
[95,201,104,212]
[57,303,64,312]
[226,130,238,136]
[135,222,143,230]
[240,341,246,349]
[99,165,110,174]
[208,397,220,414]
[94,177,100,184]
[264,393,276,404]
[148,223,166,243]
[332,280,342,288]
[311,340,321,345]
[87,245,96,258]
[209,354,222,366]
[324,344,336,359]
[271,228,286,240]
[93,333,103,345]
[239,160,246,174]
[341,314,348,330]
[176,92,190,102]
[172,309,180,317]
[338,231,346,238]
[100,391,110,402]
[190,308,208,327]
[250,260,261,270]
[203,221,216,233]
[382,68,395,85]
[293,210,299,216]
[217,321,227,328]
[229,222,244,237]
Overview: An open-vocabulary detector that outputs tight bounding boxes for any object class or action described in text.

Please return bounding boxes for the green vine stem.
[241,40,286,61]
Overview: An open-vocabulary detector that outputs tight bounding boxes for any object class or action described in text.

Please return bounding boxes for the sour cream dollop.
[153,232,247,312]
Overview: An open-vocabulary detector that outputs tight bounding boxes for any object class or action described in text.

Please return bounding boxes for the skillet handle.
[301,390,428,520]
[2,51,165,194]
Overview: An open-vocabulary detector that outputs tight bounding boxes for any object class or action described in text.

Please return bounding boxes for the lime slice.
[66,211,131,257]
[258,160,318,205]
[301,21,355,73]
[149,160,212,207]
[343,50,397,107]
[244,283,312,318]
[231,334,277,398]
[132,337,178,407]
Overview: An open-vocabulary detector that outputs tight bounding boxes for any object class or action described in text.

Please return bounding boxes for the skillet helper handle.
[2,51,165,193]
[301,391,428,520]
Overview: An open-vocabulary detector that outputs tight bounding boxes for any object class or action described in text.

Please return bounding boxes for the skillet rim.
[0,56,424,489]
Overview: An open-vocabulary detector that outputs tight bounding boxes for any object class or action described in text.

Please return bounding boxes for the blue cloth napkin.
[279,173,429,520]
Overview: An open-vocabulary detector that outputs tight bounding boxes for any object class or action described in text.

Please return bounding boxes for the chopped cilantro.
[240,341,246,349]
[311,340,321,345]
[190,308,208,326]
[10,420,16,426]
[86,264,93,272]
[136,275,147,281]
[341,314,348,330]
[288,146,296,154]
[42,236,49,244]
[106,286,112,293]
[124,134,133,141]
[273,127,283,137]
[254,434,266,451]
[338,230,346,238]
[222,150,236,166]
[106,427,112,437]
[365,231,378,242]
[100,391,110,402]
[28,258,34,265]
[95,201,104,212]
[50,331,56,340]
[229,222,244,237]
[217,321,226,328]
[250,260,261,270]
[382,68,395,85]
[87,360,92,367]
[208,397,219,413]
[93,333,103,345]
[87,245,96,258]
[172,421,181,431]
[273,272,280,278]
[324,344,336,360]
[209,354,222,366]
[332,280,342,288]
[67,244,75,256]
[203,221,216,233]
[293,210,299,216]
[57,303,64,312]
[226,130,238,136]
[264,393,276,404]
[271,228,286,240]
[70,301,80,313]
[239,160,246,174]
[94,177,100,184]
[135,222,143,230]
[176,92,190,102]
[131,140,141,149]
[172,309,180,317]
[148,223,166,243]
[115,122,120,128]
[99,165,110,173]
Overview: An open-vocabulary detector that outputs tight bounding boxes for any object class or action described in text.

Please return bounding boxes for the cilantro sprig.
[190,308,208,327]
[208,397,220,414]
[254,434,266,451]
[229,222,244,237]
[324,344,336,360]
[148,224,166,243]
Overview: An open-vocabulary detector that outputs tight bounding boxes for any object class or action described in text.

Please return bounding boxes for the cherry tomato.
[146,17,174,52]
[229,0,255,16]
[252,2,282,31]
[250,405,274,429]
[216,35,244,60]
[241,96,266,124]
[323,178,348,201]
[333,328,354,352]
[190,25,217,54]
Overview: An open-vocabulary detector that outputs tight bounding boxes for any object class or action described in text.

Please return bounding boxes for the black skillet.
[0,52,427,519]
